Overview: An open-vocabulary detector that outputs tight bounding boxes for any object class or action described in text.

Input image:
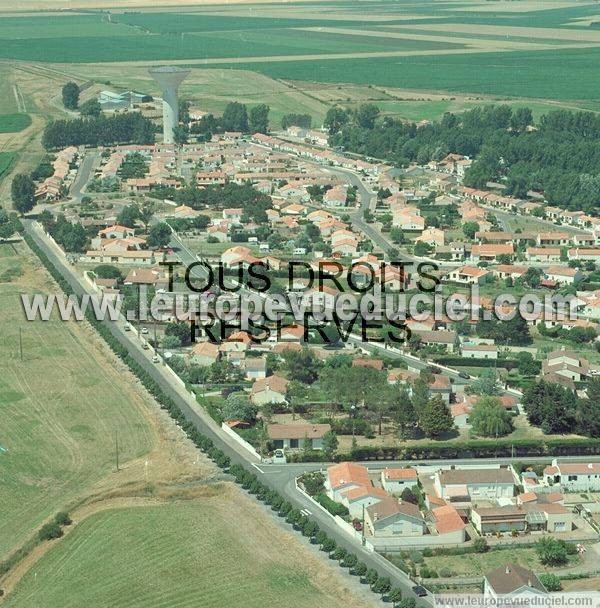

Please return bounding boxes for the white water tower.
[148,66,190,144]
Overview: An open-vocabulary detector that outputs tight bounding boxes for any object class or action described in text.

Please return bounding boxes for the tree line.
[326,103,600,213]
[42,112,155,149]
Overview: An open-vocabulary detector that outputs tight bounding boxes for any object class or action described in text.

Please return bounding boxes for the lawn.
[0,113,31,133]
[419,546,579,578]
[0,243,154,560]
[3,500,364,608]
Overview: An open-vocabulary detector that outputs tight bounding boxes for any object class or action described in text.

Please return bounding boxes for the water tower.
[148,66,190,144]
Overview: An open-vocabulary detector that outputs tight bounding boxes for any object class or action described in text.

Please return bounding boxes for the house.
[484,564,547,598]
[323,185,348,207]
[267,423,330,451]
[543,458,600,492]
[98,225,135,240]
[434,468,516,502]
[123,268,163,287]
[450,402,471,428]
[380,468,418,495]
[85,249,155,265]
[537,232,571,247]
[491,264,527,281]
[428,374,452,404]
[526,247,561,262]
[278,324,305,343]
[415,227,444,247]
[446,266,490,286]
[471,243,514,263]
[412,330,458,353]
[190,341,220,366]
[325,462,371,502]
[365,498,426,537]
[545,266,582,285]
[461,343,498,359]
[541,348,594,385]
[342,486,388,519]
[244,357,267,380]
[567,248,600,261]
[471,505,526,534]
[431,505,466,542]
[250,374,289,405]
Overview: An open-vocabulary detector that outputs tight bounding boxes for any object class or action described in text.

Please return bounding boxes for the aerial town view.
[1,0,600,606]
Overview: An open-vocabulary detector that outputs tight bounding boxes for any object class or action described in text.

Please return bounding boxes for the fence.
[221,422,261,461]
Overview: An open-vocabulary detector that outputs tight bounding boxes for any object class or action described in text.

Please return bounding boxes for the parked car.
[141,327,149,335]
[458,371,470,379]
[124,323,131,332]
[412,586,428,597]
[152,355,160,363]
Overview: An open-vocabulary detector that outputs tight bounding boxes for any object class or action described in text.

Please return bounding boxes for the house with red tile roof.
[326,462,371,502]
[380,468,418,495]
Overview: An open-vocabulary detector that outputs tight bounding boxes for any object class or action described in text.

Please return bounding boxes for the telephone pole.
[19,327,23,361]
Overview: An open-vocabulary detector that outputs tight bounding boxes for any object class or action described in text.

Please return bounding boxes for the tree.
[281,347,321,384]
[221,392,258,423]
[539,573,562,592]
[372,576,391,597]
[286,379,307,420]
[173,125,188,145]
[164,321,191,346]
[324,105,349,134]
[388,588,403,606]
[470,368,502,396]
[222,101,248,132]
[365,568,379,587]
[462,221,479,239]
[138,201,156,232]
[249,104,270,134]
[116,204,140,228]
[523,380,578,434]
[469,396,514,437]
[79,98,101,117]
[281,113,312,129]
[322,431,338,456]
[400,487,417,504]
[354,562,368,579]
[38,521,63,541]
[162,334,182,350]
[147,222,171,248]
[392,386,418,439]
[473,537,489,553]
[0,210,21,240]
[54,511,72,526]
[62,81,79,110]
[11,174,36,214]
[419,396,454,438]
[354,103,379,129]
[576,391,600,438]
[535,537,568,566]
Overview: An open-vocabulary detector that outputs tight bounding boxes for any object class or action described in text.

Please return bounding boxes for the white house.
[325,462,371,502]
[380,468,418,495]
[267,423,330,451]
[543,459,600,492]
[434,468,517,502]
[365,498,426,537]
[342,486,388,519]
[484,564,547,598]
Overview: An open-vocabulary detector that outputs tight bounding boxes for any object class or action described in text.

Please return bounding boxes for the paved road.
[69,149,100,202]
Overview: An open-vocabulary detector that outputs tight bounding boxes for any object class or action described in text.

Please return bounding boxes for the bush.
[313,493,349,517]
[38,522,63,541]
[473,537,489,553]
[54,512,72,526]
[539,573,562,592]
[409,550,423,564]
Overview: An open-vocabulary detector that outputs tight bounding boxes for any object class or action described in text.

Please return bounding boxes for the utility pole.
[115,430,120,472]
[19,327,23,361]
[361,503,366,546]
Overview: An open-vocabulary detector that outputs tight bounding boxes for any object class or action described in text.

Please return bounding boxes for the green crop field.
[0,152,15,180]
[0,113,31,133]
[0,244,154,560]
[3,501,358,608]
[203,46,600,101]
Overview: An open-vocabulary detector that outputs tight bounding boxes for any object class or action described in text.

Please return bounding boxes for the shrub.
[539,573,562,592]
[473,537,489,553]
[54,512,72,526]
[38,522,63,541]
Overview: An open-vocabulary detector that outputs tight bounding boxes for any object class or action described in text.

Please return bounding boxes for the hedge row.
[434,356,518,369]
[23,232,414,606]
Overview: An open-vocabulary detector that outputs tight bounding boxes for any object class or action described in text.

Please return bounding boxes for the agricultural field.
[0,242,154,560]
[3,496,372,608]
[0,152,15,180]
[0,113,32,134]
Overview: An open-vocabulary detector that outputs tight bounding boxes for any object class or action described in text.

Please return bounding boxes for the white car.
[141,327,149,335]
[152,355,160,363]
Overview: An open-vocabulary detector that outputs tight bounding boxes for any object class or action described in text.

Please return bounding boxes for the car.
[152,355,160,363]
[272,449,286,464]
[412,586,428,597]
[124,323,131,332]
[458,371,470,379]
[141,327,149,335]
[141,342,149,350]
[426,365,441,374]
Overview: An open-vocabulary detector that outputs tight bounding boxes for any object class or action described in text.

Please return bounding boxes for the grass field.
[0,243,154,559]
[3,494,372,608]
[0,113,31,133]
[0,151,15,180]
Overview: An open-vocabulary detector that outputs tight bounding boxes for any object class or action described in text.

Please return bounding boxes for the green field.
[0,113,31,133]
[3,502,355,608]
[0,244,154,559]
[204,46,600,101]
[0,152,15,180]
